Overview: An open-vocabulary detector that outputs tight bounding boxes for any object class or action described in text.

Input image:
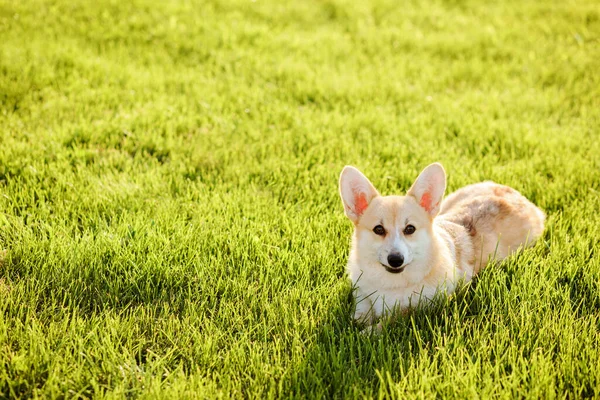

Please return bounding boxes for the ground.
[1,0,599,397]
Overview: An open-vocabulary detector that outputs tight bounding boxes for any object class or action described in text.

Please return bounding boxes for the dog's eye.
[373,225,386,236]
[404,225,416,235]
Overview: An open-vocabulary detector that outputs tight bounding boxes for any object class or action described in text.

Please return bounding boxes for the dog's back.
[439,182,545,272]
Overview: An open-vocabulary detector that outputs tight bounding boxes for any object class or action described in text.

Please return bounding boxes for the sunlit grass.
[1,0,599,397]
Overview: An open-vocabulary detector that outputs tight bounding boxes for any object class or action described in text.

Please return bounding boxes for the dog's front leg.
[353,295,375,325]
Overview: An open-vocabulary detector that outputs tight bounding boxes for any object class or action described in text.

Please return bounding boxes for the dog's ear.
[339,166,379,224]
[407,163,446,218]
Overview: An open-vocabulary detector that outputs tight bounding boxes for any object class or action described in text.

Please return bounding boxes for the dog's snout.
[387,253,404,268]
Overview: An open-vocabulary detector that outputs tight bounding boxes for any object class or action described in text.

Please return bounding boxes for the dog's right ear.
[339,166,379,224]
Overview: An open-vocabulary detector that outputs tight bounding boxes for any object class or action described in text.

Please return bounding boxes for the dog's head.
[339,163,446,281]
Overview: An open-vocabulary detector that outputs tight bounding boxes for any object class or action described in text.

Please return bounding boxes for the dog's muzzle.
[384,253,405,274]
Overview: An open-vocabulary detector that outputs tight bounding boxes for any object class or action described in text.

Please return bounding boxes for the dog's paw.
[353,302,374,325]
[359,322,383,336]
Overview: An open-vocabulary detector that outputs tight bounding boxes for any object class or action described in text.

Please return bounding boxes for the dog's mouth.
[381,263,405,274]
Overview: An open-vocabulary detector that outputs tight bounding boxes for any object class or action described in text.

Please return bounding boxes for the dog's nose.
[387,253,404,268]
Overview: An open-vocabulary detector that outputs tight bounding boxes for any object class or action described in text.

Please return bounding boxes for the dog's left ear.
[407,163,446,218]
[339,166,380,224]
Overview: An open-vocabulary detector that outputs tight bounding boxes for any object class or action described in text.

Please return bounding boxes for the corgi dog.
[339,163,545,324]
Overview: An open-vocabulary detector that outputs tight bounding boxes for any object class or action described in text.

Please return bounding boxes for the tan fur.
[439,181,546,273]
[339,164,545,325]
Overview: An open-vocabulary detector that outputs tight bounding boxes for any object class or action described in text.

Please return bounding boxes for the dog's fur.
[339,163,545,324]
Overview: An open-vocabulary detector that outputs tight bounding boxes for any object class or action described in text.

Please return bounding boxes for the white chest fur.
[347,228,470,322]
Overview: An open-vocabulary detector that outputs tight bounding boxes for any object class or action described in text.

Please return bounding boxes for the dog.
[339,163,545,325]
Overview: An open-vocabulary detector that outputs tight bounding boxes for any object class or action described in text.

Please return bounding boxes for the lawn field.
[1,0,600,397]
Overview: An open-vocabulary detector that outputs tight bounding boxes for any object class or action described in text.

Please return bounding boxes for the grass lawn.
[1,0,600,397]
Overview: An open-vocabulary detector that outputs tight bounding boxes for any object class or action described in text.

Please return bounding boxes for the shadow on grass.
[279,280,485,398]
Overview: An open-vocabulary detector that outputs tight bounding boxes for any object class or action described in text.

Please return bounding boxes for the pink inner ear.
[420,192,433,211]
[355,192,369,216]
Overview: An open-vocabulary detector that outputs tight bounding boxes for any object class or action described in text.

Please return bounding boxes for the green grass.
[1,0,599,397]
